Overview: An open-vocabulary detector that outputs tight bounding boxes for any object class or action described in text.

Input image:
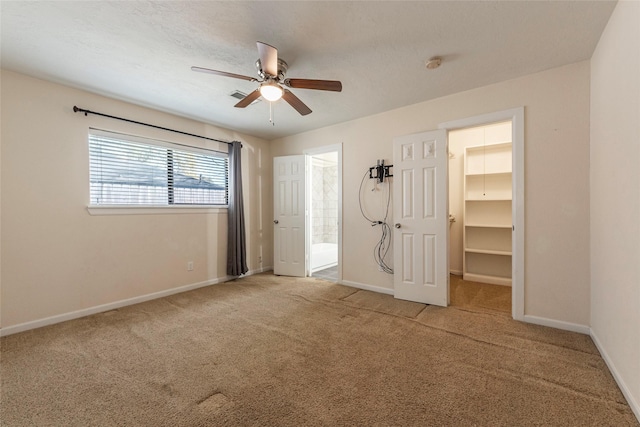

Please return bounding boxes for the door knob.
[273,220,279,224]
[395,223,401,229]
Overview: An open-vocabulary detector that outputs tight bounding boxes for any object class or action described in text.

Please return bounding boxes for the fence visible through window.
[89,131,228,206]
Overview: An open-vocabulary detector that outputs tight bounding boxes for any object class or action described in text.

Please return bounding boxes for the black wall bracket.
[369,160,393,183]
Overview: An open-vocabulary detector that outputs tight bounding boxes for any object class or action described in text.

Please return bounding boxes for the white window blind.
[89,130,228,206]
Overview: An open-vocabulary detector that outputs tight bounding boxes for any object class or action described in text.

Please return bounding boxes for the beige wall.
[0,71,272,329]
[272,61,591,326]
[590,0,640,417]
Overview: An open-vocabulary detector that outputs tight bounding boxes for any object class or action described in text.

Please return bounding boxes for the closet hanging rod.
[73,106,235,146]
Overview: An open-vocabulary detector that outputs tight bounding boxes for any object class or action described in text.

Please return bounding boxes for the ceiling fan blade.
[282,89,312,116]
[284,78,342,92]
[234,89,261,108]
[191,66,257,82]
[257,41,278,77]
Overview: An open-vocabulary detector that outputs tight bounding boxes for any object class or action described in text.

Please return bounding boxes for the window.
[89,130,228,206]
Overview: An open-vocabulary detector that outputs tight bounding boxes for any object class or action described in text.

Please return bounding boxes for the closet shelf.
[465,248,512,256]
[465,171,512,177]
[463,273,512,287]
[466,197,512,201]
[465,223,512,229]
[463,139,513,286]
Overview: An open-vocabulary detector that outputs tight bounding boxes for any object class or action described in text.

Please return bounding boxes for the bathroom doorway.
[306,145,342,282]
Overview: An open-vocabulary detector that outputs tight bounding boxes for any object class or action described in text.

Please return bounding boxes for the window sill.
[87,205,228,216]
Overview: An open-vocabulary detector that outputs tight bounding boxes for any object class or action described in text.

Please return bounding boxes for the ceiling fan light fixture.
[192,41,341,115]
[259,82,284,102]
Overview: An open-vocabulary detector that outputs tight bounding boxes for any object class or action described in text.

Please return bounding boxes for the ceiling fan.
[192,41,342,116]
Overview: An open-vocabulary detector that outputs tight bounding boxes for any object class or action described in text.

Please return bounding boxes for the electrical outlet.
[187,261,194,271]
[258,256,262,264]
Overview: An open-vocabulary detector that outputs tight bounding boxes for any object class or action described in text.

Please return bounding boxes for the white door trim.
[303,144,343,282]
[439,107,525,321]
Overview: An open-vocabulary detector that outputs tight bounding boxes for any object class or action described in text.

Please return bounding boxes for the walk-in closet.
[449,121,513,287]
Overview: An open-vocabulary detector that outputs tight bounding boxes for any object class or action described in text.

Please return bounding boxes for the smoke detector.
[425,57,442,70]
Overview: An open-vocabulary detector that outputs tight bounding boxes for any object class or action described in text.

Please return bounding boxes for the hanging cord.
[358,169,376,222]
[269,101,275,126]
[359,169,394,274]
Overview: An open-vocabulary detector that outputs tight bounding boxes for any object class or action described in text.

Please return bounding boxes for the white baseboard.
[245,266,273,275]
[590,330,640,422]
[340,279,394,295]
[0,269,272,337]
[510,315,640,422]
[523,314,590,335]
[449,270,463,276]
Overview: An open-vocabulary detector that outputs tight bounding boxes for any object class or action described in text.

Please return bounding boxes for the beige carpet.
[1,273,637,426]
[449,274,512,314]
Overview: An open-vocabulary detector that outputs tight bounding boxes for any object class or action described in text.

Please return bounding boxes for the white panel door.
[393,129,448,306]
[273,155,306,277]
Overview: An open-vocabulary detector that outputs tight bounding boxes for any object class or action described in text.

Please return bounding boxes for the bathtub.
[311,242,338,272]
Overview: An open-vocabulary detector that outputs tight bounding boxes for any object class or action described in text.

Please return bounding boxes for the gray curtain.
[227,141,248,276]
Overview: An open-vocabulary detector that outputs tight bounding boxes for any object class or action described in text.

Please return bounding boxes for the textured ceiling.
[1,1,616,140]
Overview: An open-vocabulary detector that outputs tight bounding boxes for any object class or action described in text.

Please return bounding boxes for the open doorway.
[305,145,342,282]
[448,121,513,313]
[440,107,524,320]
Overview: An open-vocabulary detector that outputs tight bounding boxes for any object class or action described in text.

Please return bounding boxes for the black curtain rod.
[73,106,233,145]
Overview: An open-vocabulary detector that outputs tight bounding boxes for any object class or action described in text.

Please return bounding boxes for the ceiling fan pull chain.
[269,101,275,126]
